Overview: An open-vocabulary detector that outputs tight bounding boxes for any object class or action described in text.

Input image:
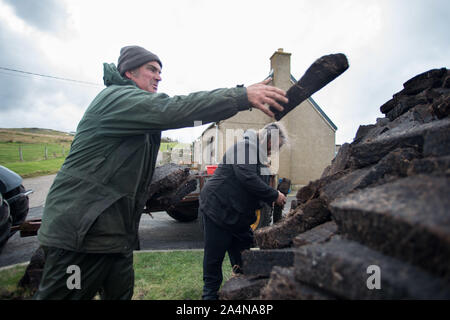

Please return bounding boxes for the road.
[0,174,295,268]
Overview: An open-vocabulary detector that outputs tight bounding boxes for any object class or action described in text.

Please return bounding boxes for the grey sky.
[3,0,72,34]
[0,0,448,144]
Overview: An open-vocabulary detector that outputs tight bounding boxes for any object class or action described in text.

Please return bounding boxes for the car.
[0,165,32,253]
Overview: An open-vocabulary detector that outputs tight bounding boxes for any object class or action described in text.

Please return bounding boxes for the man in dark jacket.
[200,122,287,300]
[33,45,288,300]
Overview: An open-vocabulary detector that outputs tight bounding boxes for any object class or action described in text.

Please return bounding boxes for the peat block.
[348,135,422,169]
[321,164,389,204]
[272,53,348,120]
[18,246,46,293]
[348,117,450,169]
[147,163,191,199]
[147,176,197,208]
[386,92,430,121]
[330,175,450,281]
[254,198,331,249]
[380,68,448,118]
[380,98,396,114]
[402,68,448,95]
[423,120,450,157]
[407,155,450,176]
[432,95,450,119]
[219,276,268,300]
[321,143,351,177]
[293,221,338,247]
[321,147,419,203]
[242,249,296,277]
[294,236,450,299]
[260,267,336,300]
[297,170,348,205]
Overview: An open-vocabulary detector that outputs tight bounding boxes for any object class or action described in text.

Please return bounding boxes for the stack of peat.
[144,163,197,212]
[219,68,450,300]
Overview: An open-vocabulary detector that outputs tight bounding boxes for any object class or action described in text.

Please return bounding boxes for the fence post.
[45,145,48,160]
[19,145,23,162]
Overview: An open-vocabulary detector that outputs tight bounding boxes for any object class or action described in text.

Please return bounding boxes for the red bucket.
[206,165,218,175]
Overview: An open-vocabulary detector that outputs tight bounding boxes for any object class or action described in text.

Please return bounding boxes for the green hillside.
[0,128,181,178]
[0,128,73,177]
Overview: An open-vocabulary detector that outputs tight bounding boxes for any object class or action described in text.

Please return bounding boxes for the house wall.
[193,137,202,166]
[287,99,336,185]
[200,127,217,166]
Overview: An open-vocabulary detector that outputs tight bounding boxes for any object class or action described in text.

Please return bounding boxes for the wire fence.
[0,143,70,164]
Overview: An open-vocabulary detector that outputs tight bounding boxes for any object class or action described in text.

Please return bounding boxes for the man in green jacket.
[33,45,288,300]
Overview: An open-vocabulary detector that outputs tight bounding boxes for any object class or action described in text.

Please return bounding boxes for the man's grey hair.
[258,122,288,150]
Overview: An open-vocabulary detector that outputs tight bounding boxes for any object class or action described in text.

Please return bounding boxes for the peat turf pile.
[219,68,450,300]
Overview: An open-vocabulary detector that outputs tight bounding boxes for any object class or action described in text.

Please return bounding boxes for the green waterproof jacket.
[37,63,250,253]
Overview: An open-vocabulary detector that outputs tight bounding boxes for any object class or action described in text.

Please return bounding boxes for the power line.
[0,66,103,87]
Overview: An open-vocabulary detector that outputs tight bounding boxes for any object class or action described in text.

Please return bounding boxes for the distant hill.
[0,128,74,144]
[4,128,74,136]
[0,128,183,151]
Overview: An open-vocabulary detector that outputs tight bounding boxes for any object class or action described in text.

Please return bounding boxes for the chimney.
[270,48,292,91]
[269,49,292,180]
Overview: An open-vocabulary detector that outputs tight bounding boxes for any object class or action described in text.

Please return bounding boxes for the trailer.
[151,170,277,231]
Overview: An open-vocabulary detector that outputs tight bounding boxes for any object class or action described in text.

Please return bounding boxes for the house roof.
[289,74,337,131]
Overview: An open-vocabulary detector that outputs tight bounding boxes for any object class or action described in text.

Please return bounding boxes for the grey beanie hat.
[117,45,162,76]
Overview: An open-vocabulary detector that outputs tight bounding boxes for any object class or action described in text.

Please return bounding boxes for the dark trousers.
[202,214,253,300]
[33,246,134,300]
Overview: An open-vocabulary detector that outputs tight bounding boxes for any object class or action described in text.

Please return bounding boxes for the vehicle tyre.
[166,201,199,222]
[7,185,29,225]
[4,185,30,237]
[0,199,11,253]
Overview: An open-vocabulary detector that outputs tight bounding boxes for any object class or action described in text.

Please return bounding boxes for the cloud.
[0,16,46,112]
[0,0,99,131]
[303,0,450,143]
[2,0,73,35]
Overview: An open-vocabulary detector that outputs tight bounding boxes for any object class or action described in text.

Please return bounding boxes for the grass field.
[0,142,70,163]
[0,128,73,178]
[2,158,67,178]
[0,250,233,300]
[133,250,232,300]
[159,142,179,152]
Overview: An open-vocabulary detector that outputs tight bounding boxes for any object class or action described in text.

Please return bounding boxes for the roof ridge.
[290,74,337,131]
